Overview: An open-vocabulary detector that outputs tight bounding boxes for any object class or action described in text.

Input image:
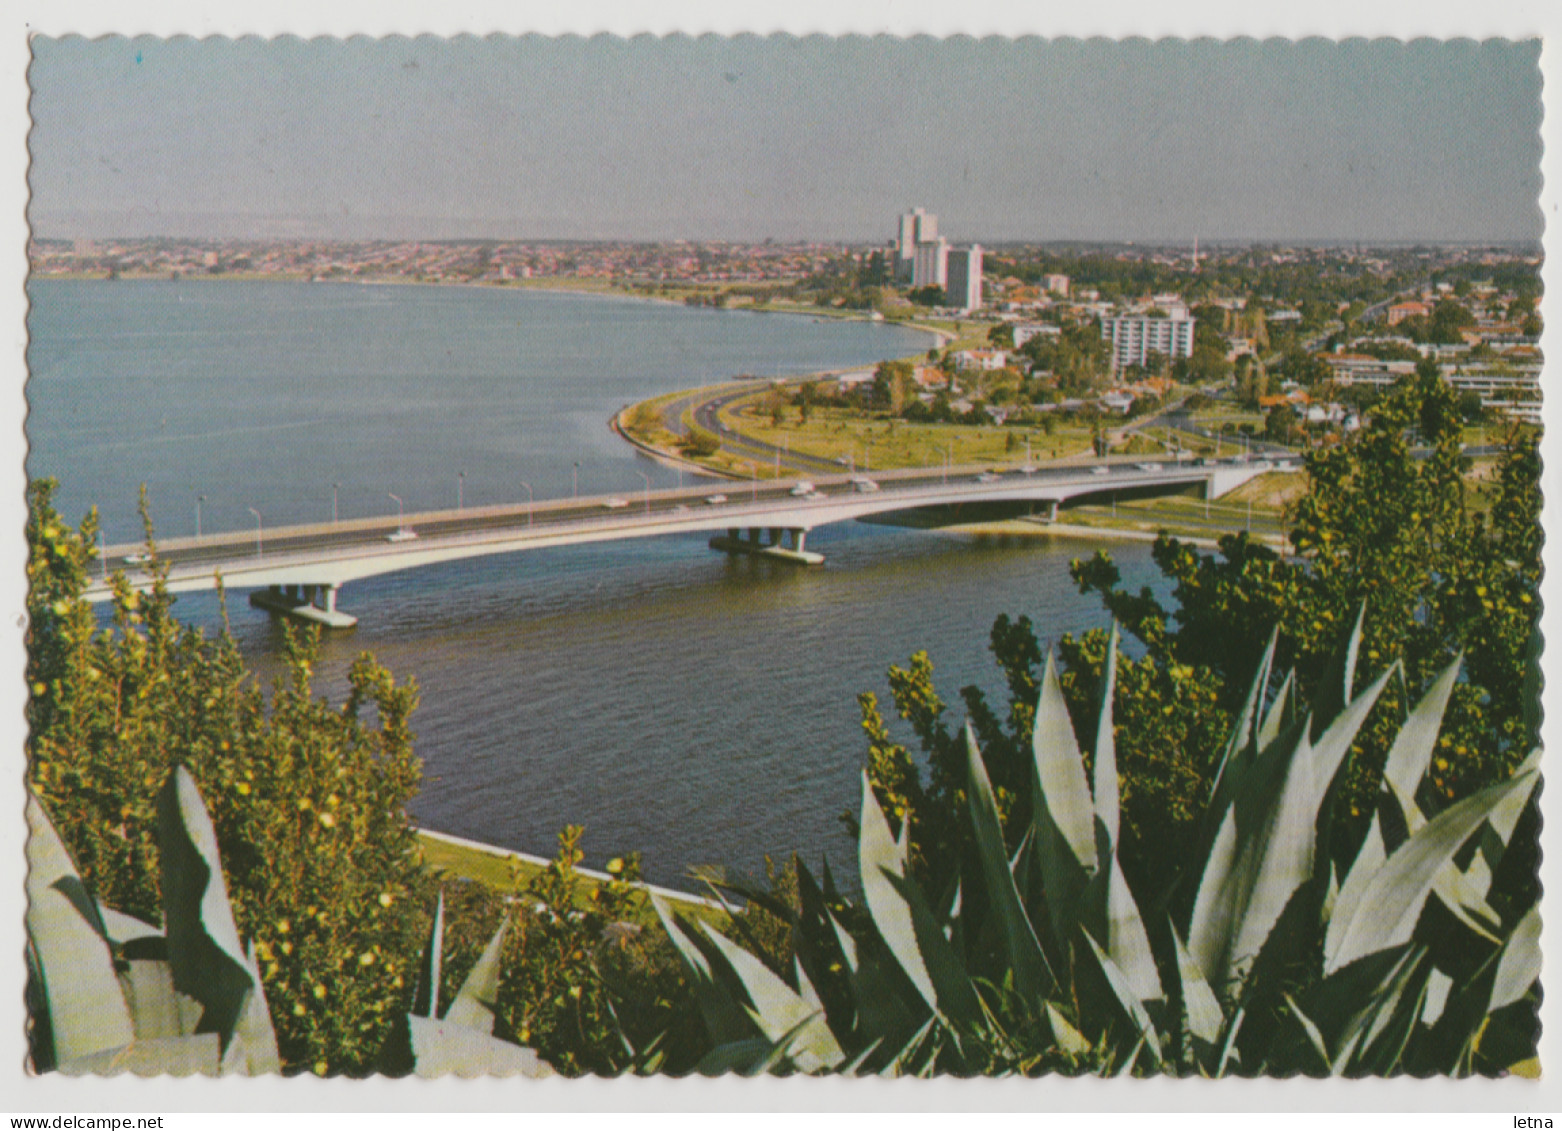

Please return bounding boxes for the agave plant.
[26,766,282,1075]
[403,889,551,1078]
[26,765,552,1077]
[656,612,1540,1076]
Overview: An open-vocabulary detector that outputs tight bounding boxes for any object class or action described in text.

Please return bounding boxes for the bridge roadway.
[85,458,1269,627]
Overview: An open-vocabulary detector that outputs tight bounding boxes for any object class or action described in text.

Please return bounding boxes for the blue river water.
[26,279,1170,887]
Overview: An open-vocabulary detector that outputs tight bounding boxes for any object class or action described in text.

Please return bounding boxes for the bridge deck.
[85,458,1276,613]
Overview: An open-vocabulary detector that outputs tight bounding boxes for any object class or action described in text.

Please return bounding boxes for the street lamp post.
[573,462,580,498]
[389,492,405,533]
[519,480,534,527]
[247,507,263,556]
[333,483,340,525]
[458,470,465,511]
[634,469,651,515]
[196,494,205,539]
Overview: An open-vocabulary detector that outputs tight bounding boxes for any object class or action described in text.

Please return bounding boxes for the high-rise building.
[912,237,948,290]
[1101,313,1196,371]
[945,244,983,311]
[895,207,937,282]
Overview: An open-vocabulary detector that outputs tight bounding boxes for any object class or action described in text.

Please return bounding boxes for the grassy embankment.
[415,830,724,925]
[1054,470,1299,545]
[717,394,1097,471]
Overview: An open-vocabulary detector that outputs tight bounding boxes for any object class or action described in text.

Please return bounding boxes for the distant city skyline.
[28,36,1543,244]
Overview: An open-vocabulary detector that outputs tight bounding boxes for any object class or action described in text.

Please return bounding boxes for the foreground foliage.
[1074,370,1540,839]
[28,481,428,1073]
[27,767,283,1075]
[26,480,701,1077]
[28,766,556,1077]
[662,618,1540,1076]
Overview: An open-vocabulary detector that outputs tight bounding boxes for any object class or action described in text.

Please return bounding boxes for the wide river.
[26,279,1170,887]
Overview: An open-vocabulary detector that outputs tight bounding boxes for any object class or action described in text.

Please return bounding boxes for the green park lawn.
[719,396,1097,471]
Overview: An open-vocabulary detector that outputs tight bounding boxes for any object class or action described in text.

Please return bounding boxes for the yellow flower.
[318,812,336,829]
[293,1003,306,1017]
[605,858,624,876]
[313,984,327,1000]
[358,951,375,966]
[297,797,312,811]
[378,892,394,908]
[236,782,251,796]
[277,918,291,934]
[314,1061,328,1076]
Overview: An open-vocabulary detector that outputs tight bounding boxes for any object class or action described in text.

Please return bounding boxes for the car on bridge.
[976,472,1000,483]
[704,493,729,505]
[1136,462,1163,472]
[602,497,631,509]
[1091,465,1111,476]
[123,552,153,566]
[789,481,816,497]
[386,529,419,543]
[850,476,880,493]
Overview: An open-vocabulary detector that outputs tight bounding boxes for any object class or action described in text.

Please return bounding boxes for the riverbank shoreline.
[937,516,1288,552]
[33,269,951,347]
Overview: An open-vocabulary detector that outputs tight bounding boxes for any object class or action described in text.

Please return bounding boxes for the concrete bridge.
[85,458,1271,628]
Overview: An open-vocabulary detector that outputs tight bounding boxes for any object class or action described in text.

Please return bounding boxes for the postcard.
[8,8,1557,1118]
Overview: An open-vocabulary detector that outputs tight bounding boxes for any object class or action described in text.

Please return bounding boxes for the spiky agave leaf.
[1379,654,1463,831]
[1169,925,1225,1049]
[963,723,1054,1002]
[411,888,446,1019]
[1189,662,1396,996]
[651,894,754,1047]
[1029,651,1100,948]
[1078,930,1162,1072]
[156,766,280,1072]
[442,918,507,1034]
[407,1014,551,1078]
[24,792,136,1068]
[1324,759,1540,973]
[696,922,845,1073]
[858,772,982,1026]
[1093,623,1123,851]
[1074,627,1161,1004]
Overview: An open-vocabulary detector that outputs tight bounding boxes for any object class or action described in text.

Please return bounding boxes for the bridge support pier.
[248,582,358,629]
[708,526,824,566]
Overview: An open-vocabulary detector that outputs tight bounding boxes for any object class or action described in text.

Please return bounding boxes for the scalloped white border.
[2,2,1555,1119]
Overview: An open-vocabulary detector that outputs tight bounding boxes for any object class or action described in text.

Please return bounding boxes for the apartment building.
[945,244,983,311]
[1100,313,1196,370]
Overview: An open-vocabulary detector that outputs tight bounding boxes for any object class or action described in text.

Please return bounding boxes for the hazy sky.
[27,35,1544,243]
